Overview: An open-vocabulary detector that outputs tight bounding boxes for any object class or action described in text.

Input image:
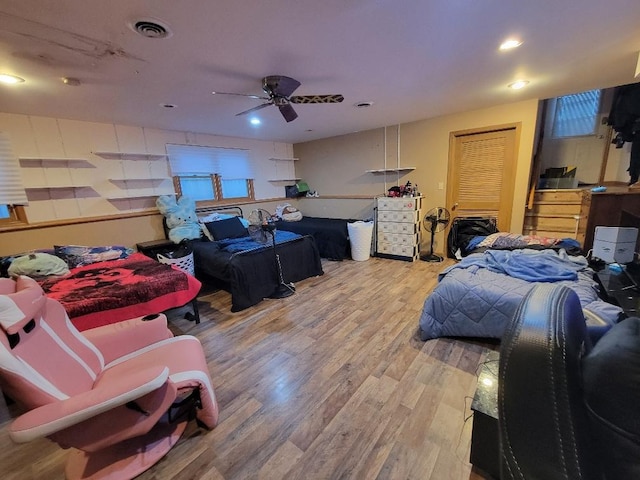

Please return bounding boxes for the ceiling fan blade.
[263,75,301,97]
[235,103,271,116]
[289,94,344,104]
[213,91,268,100]
[278,103,298,122]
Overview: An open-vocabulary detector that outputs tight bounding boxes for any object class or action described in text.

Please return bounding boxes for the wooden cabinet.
[523,189,591,246]
[375,196,422,261]
[524,187,640,253]
[583,189,640,253]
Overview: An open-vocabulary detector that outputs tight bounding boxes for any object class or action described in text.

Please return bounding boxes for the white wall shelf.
[268,178,301,182]
[109,177,171,182]
[366,167,416,173]
[106,193,174,200]
[20,157,88,163]
[25,185,92,190]
[93,152,168,161]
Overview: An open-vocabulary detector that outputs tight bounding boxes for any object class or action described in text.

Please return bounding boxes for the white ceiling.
[0,1,639,144]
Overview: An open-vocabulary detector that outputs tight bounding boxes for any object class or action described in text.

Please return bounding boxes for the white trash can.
[348,221,374,261]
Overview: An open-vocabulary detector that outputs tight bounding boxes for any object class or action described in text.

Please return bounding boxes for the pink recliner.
[0,275,219,480]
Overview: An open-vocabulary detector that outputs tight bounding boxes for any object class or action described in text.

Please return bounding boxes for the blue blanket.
[217,230,301,253]
[419,249,623,341]
[443,249,588,282]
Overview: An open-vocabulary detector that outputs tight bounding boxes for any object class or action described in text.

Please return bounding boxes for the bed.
[36,252,202,331]
[275,216,355,260]
[186,206,324,312]
[418,234,624,341]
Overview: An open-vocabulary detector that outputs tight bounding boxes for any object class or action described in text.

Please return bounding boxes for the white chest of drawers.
[375,196,423,261]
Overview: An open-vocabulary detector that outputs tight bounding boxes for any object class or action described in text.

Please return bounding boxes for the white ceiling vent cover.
[130,18,173,39]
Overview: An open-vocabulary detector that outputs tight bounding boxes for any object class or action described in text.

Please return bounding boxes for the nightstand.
[136,239,176,260]
[470,350,500,479]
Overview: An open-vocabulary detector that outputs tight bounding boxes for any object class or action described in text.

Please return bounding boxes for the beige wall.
[295,99,540,253]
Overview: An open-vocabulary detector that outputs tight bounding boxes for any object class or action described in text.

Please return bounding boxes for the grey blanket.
[418,249,623,341]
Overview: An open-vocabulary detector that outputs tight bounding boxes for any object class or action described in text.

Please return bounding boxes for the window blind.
[166,144,252,179]
[0,132,28,205]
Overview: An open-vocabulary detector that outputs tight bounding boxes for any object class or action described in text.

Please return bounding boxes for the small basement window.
[552,89,602,138]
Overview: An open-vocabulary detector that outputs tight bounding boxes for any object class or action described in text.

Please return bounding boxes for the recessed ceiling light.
[500,38,523,50]
[354,101,374,108]
[508,80,529,90]
[0,74,25,84]
[249,117,261,125]
[161,103,177,108]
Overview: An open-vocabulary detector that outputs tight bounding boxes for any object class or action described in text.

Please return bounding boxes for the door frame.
[446,122,522,235]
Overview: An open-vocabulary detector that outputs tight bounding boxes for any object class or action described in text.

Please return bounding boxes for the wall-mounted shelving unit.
[93,152,168,161]
[366,167,416,174]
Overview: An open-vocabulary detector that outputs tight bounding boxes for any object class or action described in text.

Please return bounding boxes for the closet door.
[447,125,519,231]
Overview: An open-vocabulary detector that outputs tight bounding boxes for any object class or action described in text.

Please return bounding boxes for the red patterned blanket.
[38,253,201,331]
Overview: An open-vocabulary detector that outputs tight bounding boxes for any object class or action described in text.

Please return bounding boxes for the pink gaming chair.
[0,275,218,480]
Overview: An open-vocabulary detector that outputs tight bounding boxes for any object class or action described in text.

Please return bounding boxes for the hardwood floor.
[0,257,496,479]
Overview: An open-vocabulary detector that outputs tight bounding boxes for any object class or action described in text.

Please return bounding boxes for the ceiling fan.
[213,75,344,123]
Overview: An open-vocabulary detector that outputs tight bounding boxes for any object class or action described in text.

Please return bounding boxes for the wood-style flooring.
[0,257,496,479]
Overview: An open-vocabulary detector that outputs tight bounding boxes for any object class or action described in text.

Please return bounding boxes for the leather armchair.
[499,283,640,480]
[0,275,219,480]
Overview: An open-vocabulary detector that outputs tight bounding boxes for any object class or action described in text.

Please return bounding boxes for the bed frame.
[185,204,324,311]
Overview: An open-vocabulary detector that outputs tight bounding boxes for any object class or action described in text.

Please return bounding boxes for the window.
[167,145,254,202]
[552,89,602,138]
[0,132,29,226]
[0,204,27,225]
[175,175,217,201]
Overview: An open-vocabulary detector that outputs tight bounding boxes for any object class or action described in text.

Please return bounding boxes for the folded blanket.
[217,230,300,253]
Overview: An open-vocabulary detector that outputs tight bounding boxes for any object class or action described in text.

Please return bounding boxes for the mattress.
[275,216,354,260]
[189,232,323,311]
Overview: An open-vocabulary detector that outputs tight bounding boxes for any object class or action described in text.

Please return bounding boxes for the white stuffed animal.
[156,195,202,243]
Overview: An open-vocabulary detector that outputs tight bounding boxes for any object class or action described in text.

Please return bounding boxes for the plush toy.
[156,195,202,244]
[8,253,70,278]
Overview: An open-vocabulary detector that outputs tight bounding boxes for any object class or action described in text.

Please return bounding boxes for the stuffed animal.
[156,195,202,244]
[8,253,70,278]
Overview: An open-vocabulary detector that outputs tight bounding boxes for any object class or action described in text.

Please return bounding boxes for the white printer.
[592,226,638,264]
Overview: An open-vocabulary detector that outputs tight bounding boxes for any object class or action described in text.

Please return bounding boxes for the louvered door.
[447,126,518,231]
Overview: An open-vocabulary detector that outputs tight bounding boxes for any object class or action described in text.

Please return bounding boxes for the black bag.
[447,217,498,258]
[285,185,300,198]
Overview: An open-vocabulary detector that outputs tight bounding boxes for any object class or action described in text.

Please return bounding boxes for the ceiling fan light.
[508,80,529,90]
[0,74,25,84]
[500,38,523,50]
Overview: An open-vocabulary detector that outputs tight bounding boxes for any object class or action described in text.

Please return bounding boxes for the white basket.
[157,252,195,276]
[347,221,374,261]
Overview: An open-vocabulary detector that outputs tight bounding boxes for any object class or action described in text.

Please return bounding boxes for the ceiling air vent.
[130,19,172,39]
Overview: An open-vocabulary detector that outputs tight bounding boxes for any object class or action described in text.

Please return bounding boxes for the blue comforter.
[419,249,622,341]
